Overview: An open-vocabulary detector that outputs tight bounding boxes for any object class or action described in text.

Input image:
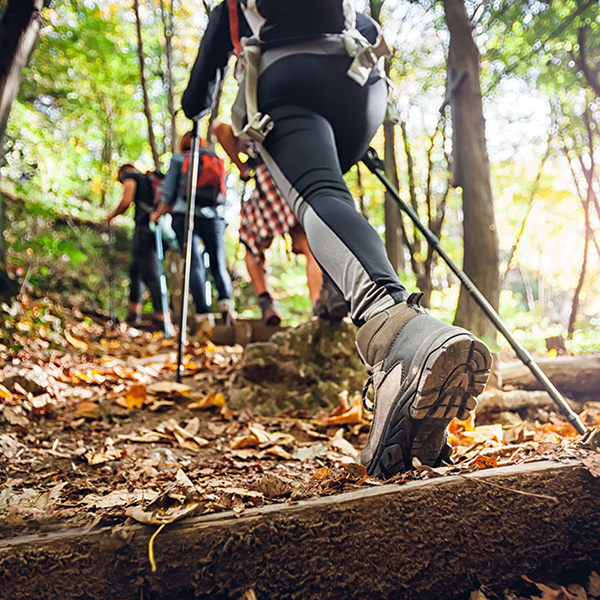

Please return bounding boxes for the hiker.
[213,120,328,326]
[181,1,492,478]
[106,164,169,330]
[153,131,234,325]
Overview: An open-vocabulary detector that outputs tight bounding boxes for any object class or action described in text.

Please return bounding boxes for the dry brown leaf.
[84,448,124,465]
[588,571,600,597]
[147,381,191,395]
[522,577,582,600]
[312,466,333,481]
[74,400,101,420]
[321,403,362,426]
[470,454,498,470]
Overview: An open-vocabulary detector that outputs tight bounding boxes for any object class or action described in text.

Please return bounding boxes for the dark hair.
[117,163,136,182]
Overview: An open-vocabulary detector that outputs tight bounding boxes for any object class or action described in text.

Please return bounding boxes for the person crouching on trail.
[182,0,492,479]
[153,131,234,327]
[106,164,169,331]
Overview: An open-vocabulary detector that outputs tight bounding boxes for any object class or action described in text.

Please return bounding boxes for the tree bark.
[133,0,161,171]
[160,0,177,155]
[0,0,46,297]
[442,0,500,342]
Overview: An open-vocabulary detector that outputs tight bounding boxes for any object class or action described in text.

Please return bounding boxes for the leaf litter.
[1,297,600,597]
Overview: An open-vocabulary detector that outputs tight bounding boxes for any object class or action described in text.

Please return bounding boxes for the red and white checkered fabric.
[239,163,298,262]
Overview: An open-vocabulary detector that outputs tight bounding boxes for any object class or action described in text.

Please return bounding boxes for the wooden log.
[475,389,567,415]
[1,460,599,600]
[500,355,600,398]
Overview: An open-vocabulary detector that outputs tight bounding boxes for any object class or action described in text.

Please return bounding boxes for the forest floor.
[1,295,600,600]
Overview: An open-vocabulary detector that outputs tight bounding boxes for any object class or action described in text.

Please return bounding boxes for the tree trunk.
[133,0,161,171]
[383,119,406,273]
[0,0,46,297]
[369,0,405,274]
[442,0,499,343]
[160,0,177,155]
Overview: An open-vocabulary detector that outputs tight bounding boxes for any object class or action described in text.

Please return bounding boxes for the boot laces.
[362,373,374,412]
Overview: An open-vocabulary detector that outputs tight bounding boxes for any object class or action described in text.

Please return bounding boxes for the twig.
[461,474,559,503]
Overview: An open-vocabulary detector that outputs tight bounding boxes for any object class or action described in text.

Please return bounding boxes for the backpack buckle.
[240,113,274,143]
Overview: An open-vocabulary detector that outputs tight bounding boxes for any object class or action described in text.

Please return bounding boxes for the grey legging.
[257,52,407,326]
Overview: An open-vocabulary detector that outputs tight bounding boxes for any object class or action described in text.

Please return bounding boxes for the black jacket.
[181,1,379,120]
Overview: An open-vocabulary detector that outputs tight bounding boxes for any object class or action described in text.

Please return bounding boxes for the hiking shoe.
[258,295,281,326]
[262,304,282,326]
[313,275,349,323]
[218,299,237,327]
[356,296,492,478]
[125,311,142,326]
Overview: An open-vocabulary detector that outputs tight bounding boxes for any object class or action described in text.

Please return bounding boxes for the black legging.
[257,52,408,326]
[129,227,163,312]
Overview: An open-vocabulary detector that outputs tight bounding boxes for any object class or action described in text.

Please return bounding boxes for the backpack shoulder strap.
[228,0,243,57]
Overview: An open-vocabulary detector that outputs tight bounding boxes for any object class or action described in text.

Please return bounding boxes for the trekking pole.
[154,222,173,338]
[362,147,587,435]
[176,119,201,382]
[108,221,116,328]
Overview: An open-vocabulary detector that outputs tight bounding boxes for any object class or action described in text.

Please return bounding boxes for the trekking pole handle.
[362,147,587,435]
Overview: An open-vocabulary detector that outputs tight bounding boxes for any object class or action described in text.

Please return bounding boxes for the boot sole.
[365,335,491,478]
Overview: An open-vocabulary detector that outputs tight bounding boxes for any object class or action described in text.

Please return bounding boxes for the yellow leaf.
[0,384,12,400]
[65,330,88,351]
[187,392,226,410]
[116,383,147,409]
[321,404,362,426]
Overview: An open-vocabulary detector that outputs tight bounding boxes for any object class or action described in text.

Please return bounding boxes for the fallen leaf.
[75,400,101,420]
[187,392,226,410]
[147,381,191,395]
[65,330,89,351]
[0,384,12,400]
[84,447,124,465]
[116,383,147,409]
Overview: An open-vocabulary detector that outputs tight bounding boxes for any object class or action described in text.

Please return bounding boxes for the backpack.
[180,147,226,207]
[234,0,357,42]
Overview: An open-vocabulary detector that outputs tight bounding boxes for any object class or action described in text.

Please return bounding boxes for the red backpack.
[180,147,226,207]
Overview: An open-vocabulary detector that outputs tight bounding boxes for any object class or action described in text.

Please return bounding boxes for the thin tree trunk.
[443,0,499,343]
[133,0,161,171]
[368,0,405,273]
[567,200,590,337]
[160,0,177,155]
[502,135,552,284]
[355,163,368,219]
[0,0,46,297]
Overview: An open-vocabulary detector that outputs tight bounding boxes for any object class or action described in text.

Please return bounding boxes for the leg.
[243,249,281,325]
[257,54,491,478]
[289,225,321,305]
[136,229,164,318]
[195,217,233,302]
[172,214,212,314]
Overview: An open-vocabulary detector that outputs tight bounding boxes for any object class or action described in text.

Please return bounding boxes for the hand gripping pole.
[362,147,586,435]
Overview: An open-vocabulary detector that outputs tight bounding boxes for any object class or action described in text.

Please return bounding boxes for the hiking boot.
[258,294,281,326]
[218,299,236,327]
[356,295,492,478]
[125,311,142,327]
[313,275,349,323]
[262,304,282,326]
[152,315,176,338]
